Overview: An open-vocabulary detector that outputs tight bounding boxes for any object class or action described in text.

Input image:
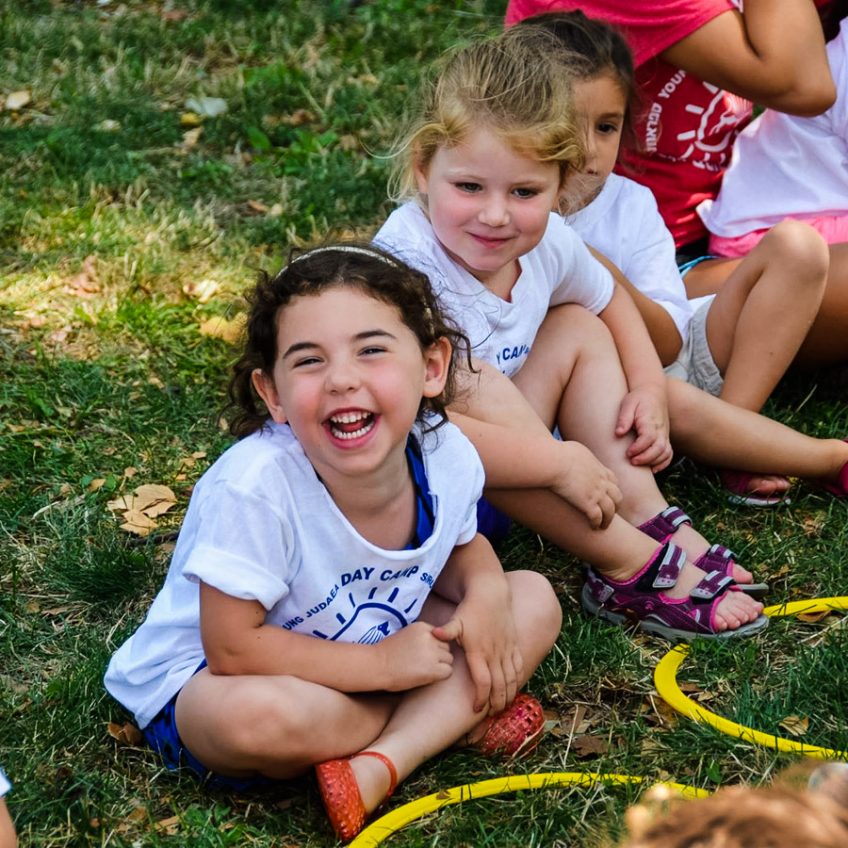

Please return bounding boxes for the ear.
[251,368,287,424]
[421,336,451,400]
[413,153,430,196]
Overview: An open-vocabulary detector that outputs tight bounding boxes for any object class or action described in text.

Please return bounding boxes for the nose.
[478,194,510,228]
[583,131,598,170]
[324,357,360,394]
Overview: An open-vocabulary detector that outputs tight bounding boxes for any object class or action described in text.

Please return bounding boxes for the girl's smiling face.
[414,127,562,298]
[567,72,627,209]
[252,286,449,490]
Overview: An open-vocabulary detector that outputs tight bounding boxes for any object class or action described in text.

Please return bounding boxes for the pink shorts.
[708,214,848,258]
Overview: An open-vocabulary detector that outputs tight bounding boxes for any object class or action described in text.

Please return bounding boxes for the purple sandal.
[638,506,769,599]
[581,542,769,641]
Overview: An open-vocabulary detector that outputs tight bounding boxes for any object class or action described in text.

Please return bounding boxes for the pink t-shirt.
[506,0,752,247]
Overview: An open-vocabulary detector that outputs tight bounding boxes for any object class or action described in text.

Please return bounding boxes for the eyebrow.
[282,329,397,359]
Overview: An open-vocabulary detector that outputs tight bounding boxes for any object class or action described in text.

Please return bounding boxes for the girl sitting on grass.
[103,244,562,842]
[530,9,833,507]
[374,27,769,641]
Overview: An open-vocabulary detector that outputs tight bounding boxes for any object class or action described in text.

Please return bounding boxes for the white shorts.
[664,299,723,397]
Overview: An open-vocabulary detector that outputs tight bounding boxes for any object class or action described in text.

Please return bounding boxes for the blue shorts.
[476,497,512,545]
[142,660,272,792]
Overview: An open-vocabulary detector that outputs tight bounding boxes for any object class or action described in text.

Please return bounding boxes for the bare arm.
[199,582,454,692]
[661,0,834,116]
[598,283,665,393]
[588,245,682,367]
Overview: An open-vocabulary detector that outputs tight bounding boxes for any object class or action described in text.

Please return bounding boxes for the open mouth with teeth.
[326,410,377,441]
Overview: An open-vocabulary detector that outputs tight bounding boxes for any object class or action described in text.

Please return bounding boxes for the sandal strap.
[585,542,685,604]
[638,506,692,543]
[635,542,687,592]
[689,569,735,601]
[356,750,398,798]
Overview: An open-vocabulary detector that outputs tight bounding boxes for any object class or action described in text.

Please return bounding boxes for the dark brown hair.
[514,9,640,149]
[225,243,471,438]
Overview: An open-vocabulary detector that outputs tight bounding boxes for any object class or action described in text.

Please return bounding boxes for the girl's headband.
[290,244,401,268]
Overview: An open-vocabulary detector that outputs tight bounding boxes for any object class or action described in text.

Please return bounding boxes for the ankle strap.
[356,750,398,798]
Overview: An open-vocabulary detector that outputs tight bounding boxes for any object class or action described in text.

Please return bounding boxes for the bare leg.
[511,304,668,525]
[685,242,848,368]
[343,571,562,812]
[175,673,397,779]
[706,221,828,411]
[483,487,760,628]
[667,377,848,479]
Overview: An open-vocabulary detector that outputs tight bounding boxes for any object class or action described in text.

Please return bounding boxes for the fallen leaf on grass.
[65,255,100,296]
[154,815,181,835]
[107,721,144,746]
[182,126,203,148]
[796,609,833,623]
[180,111,202,127]
[779,715,809,736]
[571,734,609,758]
[108,483,177,536]
[199,315,245,344]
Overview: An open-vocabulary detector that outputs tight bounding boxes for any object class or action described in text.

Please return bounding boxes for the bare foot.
[667,523,755,586]
[667,558,764,631]
[348,753,394,814]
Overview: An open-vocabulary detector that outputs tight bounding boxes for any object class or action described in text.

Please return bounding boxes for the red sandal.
[315,750,397,842]
[470,693,546,758]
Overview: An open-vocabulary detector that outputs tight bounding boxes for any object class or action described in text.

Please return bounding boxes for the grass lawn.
[2,2,847,845]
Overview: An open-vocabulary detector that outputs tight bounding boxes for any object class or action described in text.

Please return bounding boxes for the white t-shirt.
[0,769,9,797]
[698,20,848,237]
[104,419,483,729]
[566,174,695,344]
[374,202,614,377]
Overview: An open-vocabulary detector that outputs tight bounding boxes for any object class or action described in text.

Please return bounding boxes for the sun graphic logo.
[310,584,421,643]
[675,83,750,169]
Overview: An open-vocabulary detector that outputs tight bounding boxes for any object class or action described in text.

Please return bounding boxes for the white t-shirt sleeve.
[618,192,692,342]
[547,221,615,313]
[182,482,294,611]
[0,769,9,796]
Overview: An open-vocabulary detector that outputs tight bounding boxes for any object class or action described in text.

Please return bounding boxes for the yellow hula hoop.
[654,596,848,760]
[349,772,709,848]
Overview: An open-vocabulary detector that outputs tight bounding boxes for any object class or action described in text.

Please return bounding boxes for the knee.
[762,220,829,287]
[215,685,314,762]
[508,570,563,646]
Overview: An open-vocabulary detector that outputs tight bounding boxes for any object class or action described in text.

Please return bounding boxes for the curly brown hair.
[225,243,472,438]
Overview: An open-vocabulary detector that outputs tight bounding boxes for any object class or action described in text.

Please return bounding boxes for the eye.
[360,345,387,356]
[597,121,620,135]
[454,181,481,193]
[292,355,322,368]
[513,187,539,199]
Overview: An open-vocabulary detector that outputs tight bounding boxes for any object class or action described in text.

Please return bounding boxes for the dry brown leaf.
[87,478,107,492]
[107,721,144,746]
[134,483,177,506]
[107,494,137,513]
[199,315,245,344]
[779,715,809,736]
[120,510,157,536]
[123,467,137,478]
[246,199,269,214]
[66,255,100,296]
[154,815,181,835]
[796,609,833,623]
[182,126,203,148]
[571,734,609,758]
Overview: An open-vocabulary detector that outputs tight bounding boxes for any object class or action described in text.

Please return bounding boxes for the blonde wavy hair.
[388,26,583,202]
